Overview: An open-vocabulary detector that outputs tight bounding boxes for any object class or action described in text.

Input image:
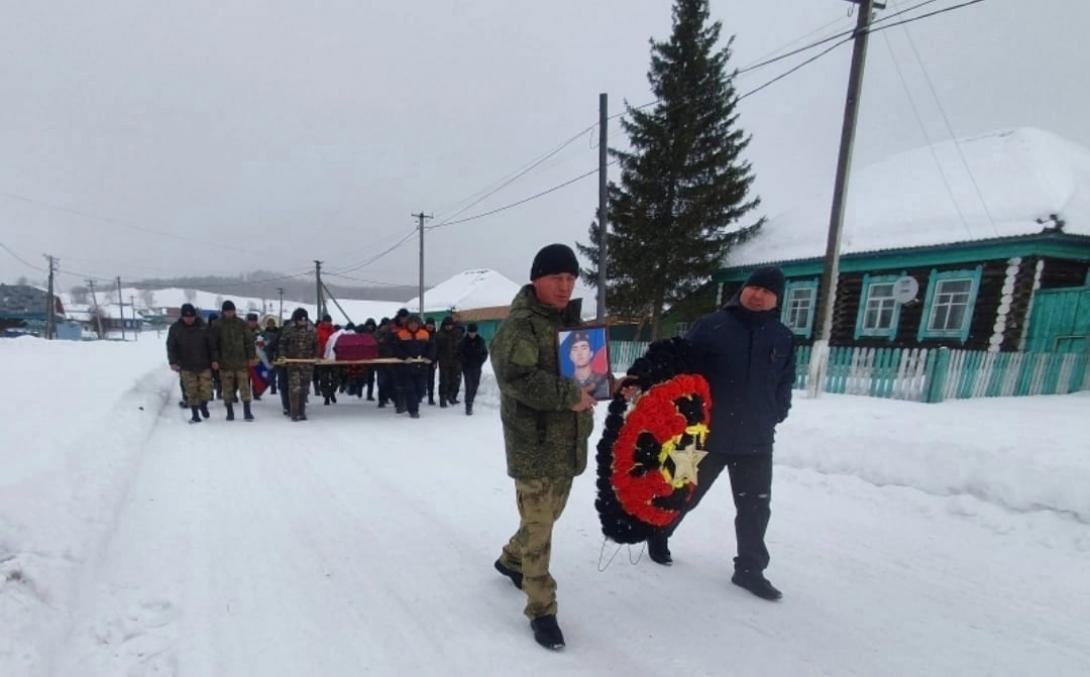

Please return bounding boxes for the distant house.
[408,269,522,341]
[0,284,64,335]
[671,128,1090,354]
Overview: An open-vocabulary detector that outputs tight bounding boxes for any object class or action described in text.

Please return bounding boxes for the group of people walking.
[167,302,490,423]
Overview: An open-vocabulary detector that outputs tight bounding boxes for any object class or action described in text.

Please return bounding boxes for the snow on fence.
[608,340,1090,403]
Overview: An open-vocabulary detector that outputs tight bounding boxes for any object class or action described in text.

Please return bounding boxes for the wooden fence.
[609,340,1090,403]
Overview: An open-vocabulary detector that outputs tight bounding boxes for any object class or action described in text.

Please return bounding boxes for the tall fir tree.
[579,0,762,338]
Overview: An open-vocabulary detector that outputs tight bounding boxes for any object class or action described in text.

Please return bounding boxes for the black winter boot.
[189,407,202,424]
[466,402,473,416]
[439,397,448,408]
[731,570,782,601]
[199,402,210,419]
[648,534,672,566]
[225,403,235,421]
[243,402,254,421]
[530,615,565,651]
[494,559,522,589]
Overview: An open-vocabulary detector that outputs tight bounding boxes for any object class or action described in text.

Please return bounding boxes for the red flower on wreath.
[610,374,712,528]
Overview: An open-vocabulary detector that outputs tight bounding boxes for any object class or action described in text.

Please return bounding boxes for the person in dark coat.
[458,323,488,416]
[424,318,438,405]
[375,317,394,408]
[435,316,462,407]
[166,303,219,424]
[360,318,378,401]
[394,315,431,419]
[648,267,795,602]
[262,317,281,397]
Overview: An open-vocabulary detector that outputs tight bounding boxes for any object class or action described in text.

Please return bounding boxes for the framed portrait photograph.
[557,325,612,401]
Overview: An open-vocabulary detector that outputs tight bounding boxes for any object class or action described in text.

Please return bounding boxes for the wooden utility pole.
[116,276,126,340]
[130,295,138,340]
[597,93,609,322]
[88,279,104,339]
[412,212,433,316]
[44,255,56,339]
[277,287,284,324]
[809,0,880,397]
[314,260,324,320]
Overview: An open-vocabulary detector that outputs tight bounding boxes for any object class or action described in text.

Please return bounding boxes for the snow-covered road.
[3,338,1089,676]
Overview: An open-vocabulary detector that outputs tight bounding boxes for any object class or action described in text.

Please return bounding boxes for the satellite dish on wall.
[892,276,920,304]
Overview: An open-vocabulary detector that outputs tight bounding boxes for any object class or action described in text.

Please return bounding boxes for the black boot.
[439,397,448,409]
[225,403,235,421]
[330,392,337,404]
[243,402,254,421]
[530,615,565,651]
[189,406,202,424]
[323,396,330,406]
[466,402,473,416]
[199,402,210,419]
[494,559,522,589]
[648,534,672,566]
[731,570,782,601]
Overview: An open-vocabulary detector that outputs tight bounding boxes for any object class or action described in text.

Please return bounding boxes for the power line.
[0,240,49,273]
[881,31,975,239]
[428,163,615,231]
[0,191,287,259]
[328,227,420,275]
[895,2,1000,236]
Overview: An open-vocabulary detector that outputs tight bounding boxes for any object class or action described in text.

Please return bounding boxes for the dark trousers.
[365,368,375,399]
[401,366,426,414]
[463,366,482,407]
[439,361,461,402]
[377,366,392,405]
[426,363,437,403]
[277,367,290,413]
[664,453,773,573]
[391,366,407,411]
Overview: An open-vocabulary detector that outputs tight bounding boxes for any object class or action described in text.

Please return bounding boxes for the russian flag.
[250,344,272,396]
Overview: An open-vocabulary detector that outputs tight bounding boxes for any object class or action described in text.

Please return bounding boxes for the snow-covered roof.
[728,127,1090,267]
[407,269,521,312]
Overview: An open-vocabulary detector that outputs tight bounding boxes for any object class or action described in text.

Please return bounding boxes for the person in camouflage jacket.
[209,300,257,421]
[279,307,318,421]
[491,243,597,652]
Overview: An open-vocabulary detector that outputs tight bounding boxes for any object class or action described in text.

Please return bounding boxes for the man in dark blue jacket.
[648,267,795,601]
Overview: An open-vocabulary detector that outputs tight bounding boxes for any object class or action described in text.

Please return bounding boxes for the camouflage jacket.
[210,316,255,370]
[490,285,593,480]
[279,324,318,361]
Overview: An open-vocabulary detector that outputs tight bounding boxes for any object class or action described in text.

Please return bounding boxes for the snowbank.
[0,337,171,675]
[478,372,1090,522]
[775,392,1090,523]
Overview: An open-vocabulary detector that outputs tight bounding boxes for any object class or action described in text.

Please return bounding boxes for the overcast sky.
[1,0,1086,298]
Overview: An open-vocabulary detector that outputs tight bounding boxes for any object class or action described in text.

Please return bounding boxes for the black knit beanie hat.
[221,300,236,312]
[530,244,580,281]
[743,267,786,301]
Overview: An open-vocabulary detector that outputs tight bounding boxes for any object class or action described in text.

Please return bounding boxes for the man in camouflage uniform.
[210,300,257,421]
[167,303,218,424]
[491,243,597,651]
[279,307,318,421]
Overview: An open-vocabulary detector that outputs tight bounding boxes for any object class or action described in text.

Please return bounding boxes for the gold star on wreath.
[668,446,709,486]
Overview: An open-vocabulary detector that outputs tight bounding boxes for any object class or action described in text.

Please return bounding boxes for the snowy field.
[2,337,1088,676]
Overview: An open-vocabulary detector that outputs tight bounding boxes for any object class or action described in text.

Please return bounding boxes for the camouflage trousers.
[499,476,573,619]
[286,365,313,396]
[220,368,252,403]
[180,369,213,408]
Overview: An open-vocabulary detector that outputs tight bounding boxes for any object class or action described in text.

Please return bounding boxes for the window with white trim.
[928,278,972,332]
[862,283,897,332]
[781,281,818,337]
